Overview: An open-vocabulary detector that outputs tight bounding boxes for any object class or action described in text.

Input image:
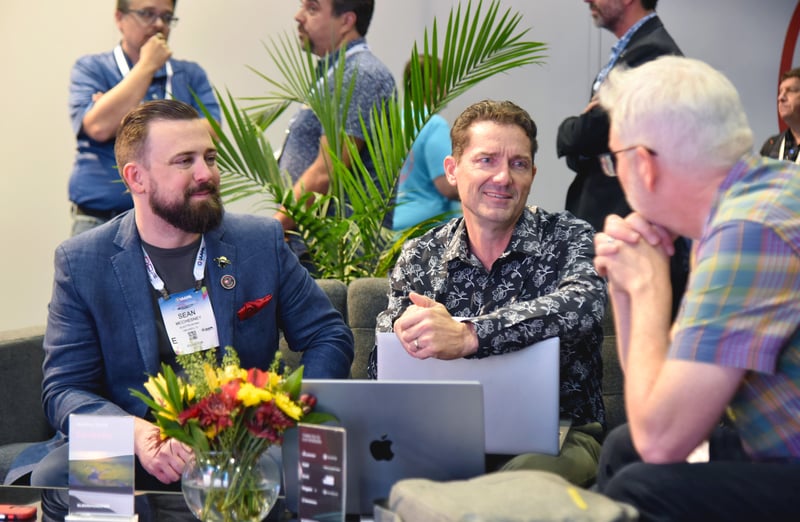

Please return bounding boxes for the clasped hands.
[393,292,479,360]
[594,213,674,300]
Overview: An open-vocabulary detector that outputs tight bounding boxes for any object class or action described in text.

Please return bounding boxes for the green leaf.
[301,411,338,425]
[283,365,304,399]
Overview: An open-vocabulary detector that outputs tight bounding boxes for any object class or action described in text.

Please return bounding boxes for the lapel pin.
[214,256,231,268]
[220,274,236,290]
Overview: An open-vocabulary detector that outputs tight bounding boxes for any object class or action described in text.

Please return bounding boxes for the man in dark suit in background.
[558,0,681,231]
[557,0,687,319]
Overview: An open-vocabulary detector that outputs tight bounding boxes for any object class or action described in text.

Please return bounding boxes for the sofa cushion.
[347,278,389,378]
[600,311,626,432]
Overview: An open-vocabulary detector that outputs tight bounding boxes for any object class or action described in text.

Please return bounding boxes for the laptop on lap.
[376,333,561,455]
[282,380,486,516]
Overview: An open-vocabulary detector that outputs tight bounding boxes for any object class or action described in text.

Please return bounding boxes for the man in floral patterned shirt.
[367,100,607,486]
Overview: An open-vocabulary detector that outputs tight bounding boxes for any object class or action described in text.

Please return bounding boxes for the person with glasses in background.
[67,0,220,236]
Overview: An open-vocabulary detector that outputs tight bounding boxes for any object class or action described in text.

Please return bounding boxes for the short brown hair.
[114,99,199,171]
[450,100,538,160]
[781,67,800,83]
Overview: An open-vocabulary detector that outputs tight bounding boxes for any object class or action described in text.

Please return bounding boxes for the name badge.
[159,286,219,355]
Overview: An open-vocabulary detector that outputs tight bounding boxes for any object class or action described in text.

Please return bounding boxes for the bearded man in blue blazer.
[27,100,354,498]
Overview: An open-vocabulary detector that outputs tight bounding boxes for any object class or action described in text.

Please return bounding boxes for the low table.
[0,486,294,521]
[0,486,375,521]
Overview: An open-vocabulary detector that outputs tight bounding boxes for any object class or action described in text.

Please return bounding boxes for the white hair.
[598,56,753,173]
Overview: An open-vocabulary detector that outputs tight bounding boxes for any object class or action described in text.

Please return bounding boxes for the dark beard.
[150,182,224,233]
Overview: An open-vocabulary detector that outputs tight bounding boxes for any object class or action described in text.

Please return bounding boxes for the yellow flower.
[274,393,303,420]
[143,374,167,404]
[144,373,182,421]
[238,382,274,407]
[204,363,220,391]
[184,383,196,402]
[219,364,247,385]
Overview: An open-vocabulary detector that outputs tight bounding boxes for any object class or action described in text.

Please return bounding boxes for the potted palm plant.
[201,0,546,282]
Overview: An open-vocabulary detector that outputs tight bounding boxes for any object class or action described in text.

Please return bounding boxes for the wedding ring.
[414,339,419,349]
[606,237,614,244]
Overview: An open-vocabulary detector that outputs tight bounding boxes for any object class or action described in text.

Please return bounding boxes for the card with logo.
[297,423,346,522]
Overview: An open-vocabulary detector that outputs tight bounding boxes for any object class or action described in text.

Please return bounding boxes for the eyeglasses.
[122,8,179,27]
[599,145,657,177]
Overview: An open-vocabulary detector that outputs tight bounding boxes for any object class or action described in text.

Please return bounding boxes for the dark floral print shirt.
[368,207,607,427]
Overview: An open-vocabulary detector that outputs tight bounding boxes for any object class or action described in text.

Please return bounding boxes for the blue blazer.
[41,211,354,435]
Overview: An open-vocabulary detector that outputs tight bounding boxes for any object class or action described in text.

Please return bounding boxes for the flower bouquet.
[132,347,332,521]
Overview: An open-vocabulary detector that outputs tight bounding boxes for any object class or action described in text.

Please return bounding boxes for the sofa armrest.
[279,279,349,373]
[347,278,389,378]
[600,311,626,432]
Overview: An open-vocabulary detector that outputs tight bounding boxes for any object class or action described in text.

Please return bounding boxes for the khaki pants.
[497,422,603,487]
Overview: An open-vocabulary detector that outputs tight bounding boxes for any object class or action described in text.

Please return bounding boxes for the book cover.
[68,415,136,518]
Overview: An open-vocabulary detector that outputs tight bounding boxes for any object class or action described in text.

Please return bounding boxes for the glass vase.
[181,451,281,522]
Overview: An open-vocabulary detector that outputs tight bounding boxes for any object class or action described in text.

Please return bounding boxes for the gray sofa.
[0,277,624,483]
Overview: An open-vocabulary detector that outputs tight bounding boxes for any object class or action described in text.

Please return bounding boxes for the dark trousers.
[597,423,800,522]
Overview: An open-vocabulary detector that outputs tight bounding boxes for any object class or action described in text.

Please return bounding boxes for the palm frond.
[206,0,547,282]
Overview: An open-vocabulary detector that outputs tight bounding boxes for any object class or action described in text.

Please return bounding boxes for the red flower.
[247,367,270,388]
[237,294,273,321]
[220,380,241,402]
[178,402,204,425]
[246,400,295,444]
[299,393,317,415]
[183,389,241,435]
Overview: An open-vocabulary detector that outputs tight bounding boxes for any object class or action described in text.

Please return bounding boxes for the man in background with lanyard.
[557,0,681,232]
[760,67,800,164]
[67,0,220,236]
[275,0,395,269]
[556,0,689,321]
[24,100,353,519]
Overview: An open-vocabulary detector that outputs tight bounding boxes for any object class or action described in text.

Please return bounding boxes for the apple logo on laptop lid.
[369,434,394,461]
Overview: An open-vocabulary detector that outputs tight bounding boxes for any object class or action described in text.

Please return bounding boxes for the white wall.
[1,1,796,331]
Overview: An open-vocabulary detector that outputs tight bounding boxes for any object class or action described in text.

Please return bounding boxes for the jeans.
[597,423,800,521]
[70,208,107,237]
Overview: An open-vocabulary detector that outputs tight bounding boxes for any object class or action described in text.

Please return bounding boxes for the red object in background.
[0,504,37,520]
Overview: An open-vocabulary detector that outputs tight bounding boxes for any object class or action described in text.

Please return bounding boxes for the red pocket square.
[237,294,272,321]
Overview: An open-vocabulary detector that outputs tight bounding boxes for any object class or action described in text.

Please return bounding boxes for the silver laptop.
[377,333,561,455]
[282,380,486,516]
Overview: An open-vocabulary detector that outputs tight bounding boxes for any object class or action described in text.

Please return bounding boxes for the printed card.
[297,423,346,521]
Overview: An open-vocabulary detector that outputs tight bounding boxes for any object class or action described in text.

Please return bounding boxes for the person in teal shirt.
[392,57,460,231]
